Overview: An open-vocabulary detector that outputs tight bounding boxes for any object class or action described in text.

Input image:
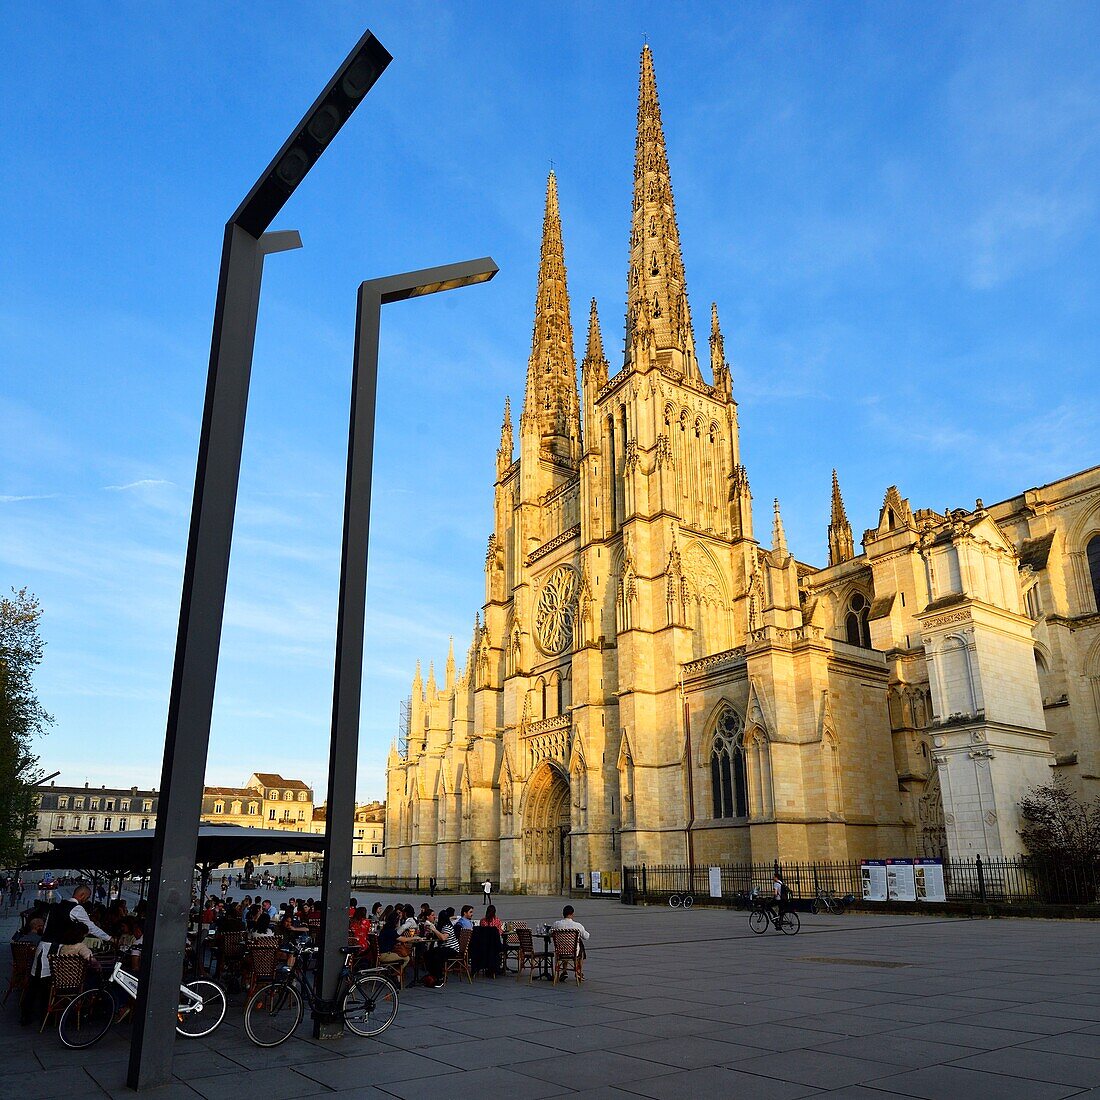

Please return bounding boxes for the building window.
[58,797,68,809]
[284,791,293,801]
[298,791,307,802]
[56,815,66,831]
[269,790,279,800]
[231,801,241,814]
[298,810,305,821]
[269,809,277,821]
[121,799,130,811]
[710,707,747,819]
[214,801,225,814]
[91,798,100,810]
[106,800,115,811]
[75,798,84,809]
[141,818,149,829]
[845,592,872,648]
[104,817,112,831]
[119,818,127,831]
[371,844,379,855]
[88,817,97,831]
[1088,534,1100,612]
[248,802,259,815]
[143,801,152,812]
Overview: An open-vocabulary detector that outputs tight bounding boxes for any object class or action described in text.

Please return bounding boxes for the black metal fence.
[622,855,1100,908]
[349,874,486,895]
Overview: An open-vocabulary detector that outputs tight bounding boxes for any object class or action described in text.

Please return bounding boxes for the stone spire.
[496,396,513,475]
[710,302,732,399]
[582,298,608,384]
[772,498,788,557]
[426,660,436,698]
[625,45,700,380]
[413,659,423,695]
[445,636,456,690]
[828,468,855,566]
[521,171,580,464]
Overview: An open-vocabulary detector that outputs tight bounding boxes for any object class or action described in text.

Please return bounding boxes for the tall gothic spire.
[521,171,580,463]
[445,636,456,690]
[772,498,788,557]
[625,45,700,380]
[582,299,608,386]
[828,469,855,566]
[710,302,732,399]
[497,396,513,471]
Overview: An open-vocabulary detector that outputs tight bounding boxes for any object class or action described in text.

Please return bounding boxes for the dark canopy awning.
[28,823,327,873]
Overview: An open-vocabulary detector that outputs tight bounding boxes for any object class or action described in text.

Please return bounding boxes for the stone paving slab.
[3,892,1100,1098]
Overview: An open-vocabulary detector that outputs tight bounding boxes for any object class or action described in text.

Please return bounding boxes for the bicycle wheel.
[343,974,399,1037]
[682,895,693,909]
[668,894,681,908]
[177,979,227,1038]
[748,910,769,934]
[810,899,821,915]
[779,911,801,935]
[59,987,116,1049]
[244,981,303,1047]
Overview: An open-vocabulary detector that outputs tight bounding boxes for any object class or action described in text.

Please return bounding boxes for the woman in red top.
[479,904,503,931]
[349,906,372,948]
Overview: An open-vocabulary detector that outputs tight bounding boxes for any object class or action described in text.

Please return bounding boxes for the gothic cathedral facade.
[385,47,1100,892]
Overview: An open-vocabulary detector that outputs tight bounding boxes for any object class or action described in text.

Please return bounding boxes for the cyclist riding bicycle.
[764,873,790,927]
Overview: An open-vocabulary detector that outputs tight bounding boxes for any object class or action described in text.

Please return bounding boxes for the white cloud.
[104,479,174,492]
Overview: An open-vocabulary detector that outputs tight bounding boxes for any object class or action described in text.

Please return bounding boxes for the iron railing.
[622,855,1100,908]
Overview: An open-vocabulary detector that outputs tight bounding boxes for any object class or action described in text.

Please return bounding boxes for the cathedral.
[385,46,1100,893]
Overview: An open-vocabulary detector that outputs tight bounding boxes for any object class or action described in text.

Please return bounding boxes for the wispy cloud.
[0,493,58,503]
[104,479,174,492]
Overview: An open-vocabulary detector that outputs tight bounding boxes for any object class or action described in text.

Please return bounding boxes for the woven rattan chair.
[242,941,278,999]
[39,955,86,1032]
[4,941,35,1005]
[551,929,581,986]
[515,926,548,983]
[443,928,473,985]
[218,930,247,979]
[501,922,527,973]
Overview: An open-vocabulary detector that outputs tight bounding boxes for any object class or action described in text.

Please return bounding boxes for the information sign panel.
[887,859,916,901]
[915,858,946,902]
[861,859,887,901]
[708,866,722,898]
[590,870,601,893]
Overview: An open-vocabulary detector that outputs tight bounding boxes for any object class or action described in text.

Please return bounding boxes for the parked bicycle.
[243,943,398,1047]
[668,892,694,909]
[748,896,800,935]
[810,890,856,915]
[58,960,226,1049]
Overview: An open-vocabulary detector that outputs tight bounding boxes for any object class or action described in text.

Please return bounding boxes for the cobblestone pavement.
[3,891,1100,1098]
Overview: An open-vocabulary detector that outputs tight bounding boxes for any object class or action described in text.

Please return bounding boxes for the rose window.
[535,565,579,655]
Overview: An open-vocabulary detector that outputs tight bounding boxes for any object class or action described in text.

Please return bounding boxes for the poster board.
[886,859,916,901]
[914,858,946,902]
[861,859,887,901]
[708,866,722,898]
[590,870,601,893]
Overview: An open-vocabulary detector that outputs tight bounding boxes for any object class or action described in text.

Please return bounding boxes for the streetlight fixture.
[12,769,60,890]
[314,257,498,1035]
[128,29,391,1091]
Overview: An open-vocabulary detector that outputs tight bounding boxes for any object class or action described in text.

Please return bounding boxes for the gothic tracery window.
[845,592,872,648]
[710,707,747,819]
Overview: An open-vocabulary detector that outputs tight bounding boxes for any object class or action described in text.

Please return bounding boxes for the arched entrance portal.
[522,761,570,894]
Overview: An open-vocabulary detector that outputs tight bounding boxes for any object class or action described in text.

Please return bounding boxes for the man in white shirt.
[44,884,113,944]
[550,905,590,981]
[481,879,492,904]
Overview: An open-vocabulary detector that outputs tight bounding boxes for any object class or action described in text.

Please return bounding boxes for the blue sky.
[2,2,1098,802]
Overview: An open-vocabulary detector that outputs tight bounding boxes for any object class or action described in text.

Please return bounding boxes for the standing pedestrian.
[481,878,492,905]
[429,876,436,898]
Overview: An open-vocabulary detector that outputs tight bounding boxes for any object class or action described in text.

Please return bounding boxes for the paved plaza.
[3,893,1100,1098]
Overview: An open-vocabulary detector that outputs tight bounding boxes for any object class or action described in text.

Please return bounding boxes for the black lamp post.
[128,30,391,1090]
[314,257,498,1035]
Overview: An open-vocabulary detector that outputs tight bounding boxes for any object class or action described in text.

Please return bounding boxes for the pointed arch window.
[710,707,747,819]
[845,592,872,648]
[1088,534,1100,612]
[652,294,661,318]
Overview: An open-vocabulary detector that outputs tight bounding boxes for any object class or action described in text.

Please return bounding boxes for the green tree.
[0,587,54,866]
[1018,776,1100,904]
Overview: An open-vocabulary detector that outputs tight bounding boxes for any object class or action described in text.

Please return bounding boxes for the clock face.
[535,565,579,656]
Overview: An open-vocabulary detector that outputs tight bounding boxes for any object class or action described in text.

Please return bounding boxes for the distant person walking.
[481,879,492,905]
[429,876,436,898]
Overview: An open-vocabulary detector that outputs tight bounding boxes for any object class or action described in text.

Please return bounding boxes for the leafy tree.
[1019,776,1100,904]
[0,588,54,866]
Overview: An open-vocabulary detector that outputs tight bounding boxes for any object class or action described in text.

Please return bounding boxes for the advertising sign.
[861,859,887,901]
[915,858,946,902]
[886,859,916,901]
[708,865,722,898]
[590,870,602,893]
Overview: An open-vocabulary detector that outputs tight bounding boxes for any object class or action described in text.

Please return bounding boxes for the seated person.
[454,905,475,931]
[375,910,411,982]
[550,904,589,981]
[423,908,459,988]
[479,905,502,931]
[349,906,372,949]
[12,916,44,944]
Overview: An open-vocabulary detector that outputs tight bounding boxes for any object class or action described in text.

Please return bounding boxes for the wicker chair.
[515,926,548,983]
[242,941,278,999]
[551,929,581,986]
[4,941,35,1005]
[218,930,247,980]
[443,928,473,986]
[501,922,527,973]
[39,955,86,1032]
